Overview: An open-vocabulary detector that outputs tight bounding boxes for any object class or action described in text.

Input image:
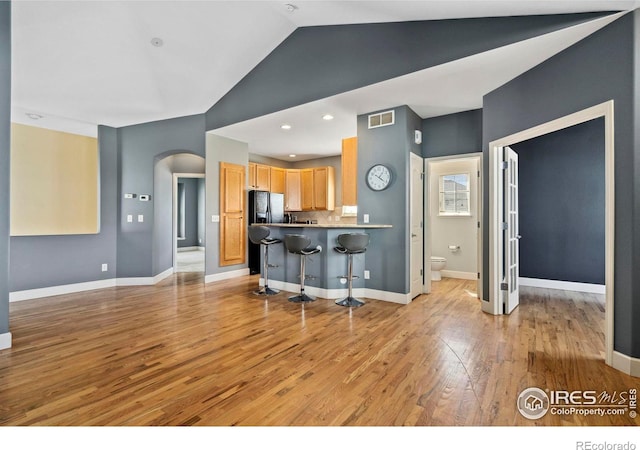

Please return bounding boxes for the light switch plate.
[127,215,133,223]
[363,214,369,223]
[138,215,144,222]
[212,215,220,223]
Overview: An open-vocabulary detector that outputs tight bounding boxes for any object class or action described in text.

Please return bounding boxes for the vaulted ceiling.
[10,1,640,159]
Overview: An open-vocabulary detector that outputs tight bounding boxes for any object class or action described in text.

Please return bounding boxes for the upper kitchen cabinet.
[248,162,270,191]
[300,168,314,211]
[270,166,286,193]
[313,166,335,211]
[341,137,357,206]
[285,169,301,211]
[299,166,335,211]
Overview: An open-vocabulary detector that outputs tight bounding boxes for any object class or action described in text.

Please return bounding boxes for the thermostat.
[139,194,151,201]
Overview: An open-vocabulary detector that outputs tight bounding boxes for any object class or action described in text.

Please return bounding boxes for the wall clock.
[366,164,392,191]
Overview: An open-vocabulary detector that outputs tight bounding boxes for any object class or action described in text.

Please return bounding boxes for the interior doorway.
[173,173,206,274]
[424,153,482,298]
[486,100,614,366]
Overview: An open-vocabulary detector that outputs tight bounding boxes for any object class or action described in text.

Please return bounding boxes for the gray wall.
[206,13,610,130]
[482,13,637,356]
[117,115,206,278]
[422,109,482,158]
[0,1,10,336]
[356,105,421,294]
[512,118,605,285]
[10,125,119,291]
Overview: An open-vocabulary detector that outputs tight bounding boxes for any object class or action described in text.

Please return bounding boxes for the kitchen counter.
[253,223,392,229]
[251,223,392,300]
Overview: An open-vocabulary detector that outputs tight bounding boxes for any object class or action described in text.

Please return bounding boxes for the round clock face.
[366,164,392,191]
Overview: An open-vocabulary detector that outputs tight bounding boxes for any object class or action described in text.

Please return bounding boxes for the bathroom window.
[439,173,470,216]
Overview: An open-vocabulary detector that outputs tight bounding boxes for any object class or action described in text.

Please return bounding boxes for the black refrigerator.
[248,190,284,274]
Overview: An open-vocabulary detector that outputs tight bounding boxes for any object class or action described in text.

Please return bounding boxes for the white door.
[503,146,520,313]
[410,153,424,298]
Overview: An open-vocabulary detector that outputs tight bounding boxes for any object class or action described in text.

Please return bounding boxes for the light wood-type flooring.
[0,275,637,426]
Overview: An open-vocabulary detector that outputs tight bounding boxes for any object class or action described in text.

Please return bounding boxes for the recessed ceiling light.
[289,154,296,158]
[26,113,43,120]
[281,124,292,130]
[151,37,164,47]
[284,3,297,13]
[322,114,334,121]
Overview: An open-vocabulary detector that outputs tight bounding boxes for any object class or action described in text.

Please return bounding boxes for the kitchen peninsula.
[252,223,392,301]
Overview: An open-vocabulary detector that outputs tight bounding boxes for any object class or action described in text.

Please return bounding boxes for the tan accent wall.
[10,123,99,236]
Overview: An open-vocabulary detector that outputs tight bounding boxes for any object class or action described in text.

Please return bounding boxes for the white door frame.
[173,173,206,273]
[485,100,614,367]
[424,153,482,296]
[410,152,425,298]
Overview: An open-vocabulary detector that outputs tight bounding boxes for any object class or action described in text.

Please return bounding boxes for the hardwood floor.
[0,275,637,426]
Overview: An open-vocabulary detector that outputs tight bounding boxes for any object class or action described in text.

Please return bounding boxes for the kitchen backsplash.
[294,209,357,225]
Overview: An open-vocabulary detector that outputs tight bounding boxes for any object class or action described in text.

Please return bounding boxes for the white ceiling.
[9,1,639,159]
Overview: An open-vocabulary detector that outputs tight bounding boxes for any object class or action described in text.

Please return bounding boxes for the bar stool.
[248,226,281,296]
[334,233,369,307]
[283,234,322,303]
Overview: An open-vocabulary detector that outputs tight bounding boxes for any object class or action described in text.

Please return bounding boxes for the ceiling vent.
[368,110,395,129]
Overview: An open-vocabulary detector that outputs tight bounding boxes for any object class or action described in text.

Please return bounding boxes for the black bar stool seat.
[334,233,369,307]
[284,234,322,303]
[248,226,281,295]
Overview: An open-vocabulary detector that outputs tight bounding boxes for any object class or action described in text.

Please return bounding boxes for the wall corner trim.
[0,332,12,351]
[612,351,640,378]
[205,268,250,283]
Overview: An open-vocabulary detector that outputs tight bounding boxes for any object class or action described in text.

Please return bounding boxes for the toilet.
[430,256,447,281]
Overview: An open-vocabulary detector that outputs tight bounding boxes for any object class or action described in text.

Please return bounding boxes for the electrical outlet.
[335,215,340,222]
[363,214,369,223]
[364,270,370,280]
[127,215,133,223]
[101,263,108,272]
[138,215,144,222]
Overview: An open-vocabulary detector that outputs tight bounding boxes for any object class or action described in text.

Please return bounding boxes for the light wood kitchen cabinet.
[248,162,270,190]
[285,169,301,211]
[248,162,256,189]
[341,137,357,206]
[255,164,270,191]
[270,166,286,193]
[313,166,335,211]
[300,168,315,211]
[220,162,246,266]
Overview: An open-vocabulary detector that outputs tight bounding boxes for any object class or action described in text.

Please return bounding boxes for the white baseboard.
[10,268,176,302]
[205,268,250,283]
[612,351,640,378]
[441,270,477,280]
[0,332,12,350]
[117,267,174,286]
[10,279,117,302]
[519,277,606,294]
[264,279,412,305]
[177,246,205,252]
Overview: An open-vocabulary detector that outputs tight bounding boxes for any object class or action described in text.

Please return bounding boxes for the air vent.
[368,110,395,129]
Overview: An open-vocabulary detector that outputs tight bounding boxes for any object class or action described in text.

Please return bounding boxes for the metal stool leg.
[289,254,315,303]
[255,243,278,296]
[335,253,364,307]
